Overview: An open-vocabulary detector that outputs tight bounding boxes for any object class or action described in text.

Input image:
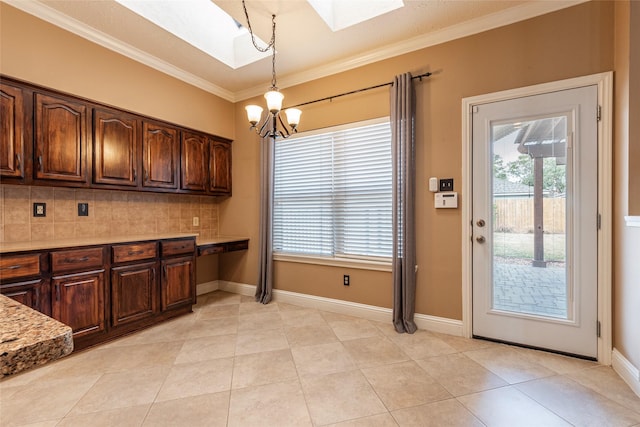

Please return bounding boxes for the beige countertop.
[0,233,199,254]
[0,233,253,254]
[0,294,73,378]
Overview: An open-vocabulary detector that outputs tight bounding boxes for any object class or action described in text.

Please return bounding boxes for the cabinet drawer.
[112,242,157,264]
[0,254,41,280]
[226,240,249,252]
[161,239,195,257]
[51,247,104,273]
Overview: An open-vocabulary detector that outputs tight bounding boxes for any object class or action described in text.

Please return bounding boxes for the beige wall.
[0,3,235,286]
[0,3,235,140]
[613,1,640,371]
[220,1,614,320]
[3,1,632,361]
[629,1,640,215]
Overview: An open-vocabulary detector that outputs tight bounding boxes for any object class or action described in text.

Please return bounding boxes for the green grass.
[492,232,566,261]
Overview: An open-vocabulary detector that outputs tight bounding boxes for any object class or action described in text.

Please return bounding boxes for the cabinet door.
[52,270,105,338]
[34,93,88,183]
[93,108,138,186]
[1,279,47,313]
[161,256,194,311]
[209,139,231,194]
[180,131,208,192]
[143,121,179,189]
[111,262,158,327]
[0,83,25,179]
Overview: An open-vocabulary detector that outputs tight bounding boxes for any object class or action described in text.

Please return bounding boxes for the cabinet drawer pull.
[133,168,137,181]
[55,284,60,302]
[0,264,22,271]
[37,155,43,171]
[65,256,89,264]
[15,153,21,170]
[145,170,149,182]
[128,250,144,256]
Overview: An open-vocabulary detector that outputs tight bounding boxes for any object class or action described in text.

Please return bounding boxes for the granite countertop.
[0,295,73,379]
[0,233,249,254]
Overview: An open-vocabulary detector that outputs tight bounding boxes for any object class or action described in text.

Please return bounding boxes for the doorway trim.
[461,72,613,364]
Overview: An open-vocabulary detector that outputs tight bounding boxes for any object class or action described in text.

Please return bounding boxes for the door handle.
[476,236,486,244]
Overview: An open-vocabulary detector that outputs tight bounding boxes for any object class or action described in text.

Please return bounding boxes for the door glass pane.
[491,116,568,319]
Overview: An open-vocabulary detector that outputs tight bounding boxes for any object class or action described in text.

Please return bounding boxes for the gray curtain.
[391,73,417,333]
[255,133,275,304]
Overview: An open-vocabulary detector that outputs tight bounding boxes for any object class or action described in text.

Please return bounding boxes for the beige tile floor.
[2,290,640,427]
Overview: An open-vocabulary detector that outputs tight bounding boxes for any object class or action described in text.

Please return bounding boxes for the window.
[273,118,392,264]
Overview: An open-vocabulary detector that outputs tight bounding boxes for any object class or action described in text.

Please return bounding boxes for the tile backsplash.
[0,184,219,242]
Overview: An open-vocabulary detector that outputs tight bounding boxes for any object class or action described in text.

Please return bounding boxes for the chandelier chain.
[242,0,278,88]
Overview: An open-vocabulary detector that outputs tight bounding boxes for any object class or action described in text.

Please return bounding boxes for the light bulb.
[264,90,284,114]
[285,108,302,130]
[245,105,263,126]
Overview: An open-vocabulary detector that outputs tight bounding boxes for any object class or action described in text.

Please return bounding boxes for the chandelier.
[242,1,301,139]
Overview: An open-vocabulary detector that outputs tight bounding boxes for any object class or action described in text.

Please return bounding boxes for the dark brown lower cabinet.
[111,261,158,327]
[0,279,47,314]
[2,237,196,352]
[161,256,194,311]
[52,270,105,339]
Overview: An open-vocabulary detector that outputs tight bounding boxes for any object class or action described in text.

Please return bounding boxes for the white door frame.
[461,72,613,364]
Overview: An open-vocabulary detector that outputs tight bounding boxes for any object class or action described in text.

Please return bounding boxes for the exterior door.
[472,86,598,358]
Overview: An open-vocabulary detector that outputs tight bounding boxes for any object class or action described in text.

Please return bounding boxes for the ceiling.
[6,0,586,102]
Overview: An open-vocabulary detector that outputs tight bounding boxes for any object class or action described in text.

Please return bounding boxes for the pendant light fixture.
[242,0,301,139]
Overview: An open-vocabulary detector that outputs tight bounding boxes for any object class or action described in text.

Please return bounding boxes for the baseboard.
[612,348,640,398]
[214,280,463,337]
[196,280,219,296]
[217,280,255,296]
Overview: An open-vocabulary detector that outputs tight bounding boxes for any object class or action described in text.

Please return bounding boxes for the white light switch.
[428,177,438,192]
[435,192,458,208]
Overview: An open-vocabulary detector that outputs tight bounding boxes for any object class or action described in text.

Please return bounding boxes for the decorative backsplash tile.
[0,184,219,242]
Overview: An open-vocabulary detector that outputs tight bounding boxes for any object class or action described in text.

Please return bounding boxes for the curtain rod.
[285,71,432,109]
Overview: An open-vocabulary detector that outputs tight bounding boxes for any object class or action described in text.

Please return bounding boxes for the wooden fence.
[494,198,566,234]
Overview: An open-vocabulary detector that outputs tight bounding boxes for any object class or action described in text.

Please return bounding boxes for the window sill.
[625,216,640,228]
[273,253,392,272]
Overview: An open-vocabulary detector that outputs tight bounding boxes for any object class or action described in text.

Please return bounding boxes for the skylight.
[114,0,269,69]
[306,0,404,32]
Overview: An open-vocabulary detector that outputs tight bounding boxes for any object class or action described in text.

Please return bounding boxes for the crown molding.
[4,0,236,102]
[6,0,587,103]
[236,0,588,101]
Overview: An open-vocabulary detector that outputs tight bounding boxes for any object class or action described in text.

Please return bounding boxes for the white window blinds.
[273,118,392,261]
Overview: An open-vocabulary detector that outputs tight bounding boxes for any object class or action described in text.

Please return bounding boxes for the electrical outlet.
[193,216,199,227]
[343,275,350,286]
[33,202,46,217]
[78,203,89,216]
[439,178,454,192]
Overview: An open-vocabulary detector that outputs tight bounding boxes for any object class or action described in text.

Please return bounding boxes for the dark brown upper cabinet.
[181,130,209,192]
[0,83,26,179]
[210,139,231,195]
[93,108,139,187]
[1,76,232,196]
[35,93,89,183]
[143,121,179,190]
